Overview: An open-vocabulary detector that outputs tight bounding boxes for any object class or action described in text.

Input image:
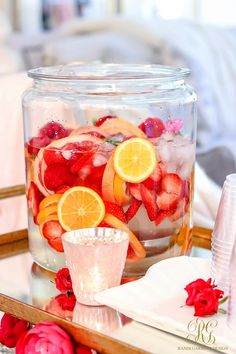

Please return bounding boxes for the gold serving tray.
[0,185,213,354]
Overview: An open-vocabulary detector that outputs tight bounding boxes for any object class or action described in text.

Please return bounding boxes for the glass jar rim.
[28,63,190,84]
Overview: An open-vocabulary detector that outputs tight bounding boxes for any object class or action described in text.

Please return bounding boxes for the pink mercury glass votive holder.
[62,228,129,306]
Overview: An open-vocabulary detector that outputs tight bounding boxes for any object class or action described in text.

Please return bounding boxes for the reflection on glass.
[72,302,123,333]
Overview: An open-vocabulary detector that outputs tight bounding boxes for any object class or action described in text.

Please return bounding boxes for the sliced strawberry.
[125,199,142,222]
[48,237,64,252]
[142,164,162,191]
[27,136,51,155]
[55,185,70,194]
[140,184,158,221]
[161,173,183,197]
[95,115,116,127]
[70,152,94,175]
[155,210,174,225]
[126,244,142,263]
[128,183,142,201]
[27,181,44,218]
[104,202,127,223]
[169,198,188,222]
[86,164,106,194]
[82,131,104,139]
[44,164,76,191]
[99,221,112,228]
[156,191,179,211]
[138,118,165,138]
[41,220,64,252]
[43,148,66,165]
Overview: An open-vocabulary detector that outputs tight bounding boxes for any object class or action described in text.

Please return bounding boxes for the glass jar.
[22,64,197,276]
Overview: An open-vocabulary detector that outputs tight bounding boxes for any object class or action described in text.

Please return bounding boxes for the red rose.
[55,293,76,311]
[0,313,29,348]
[16,322,74,354]
[55,267,73,293]
[193,288,224,317]
[184,278,212,305]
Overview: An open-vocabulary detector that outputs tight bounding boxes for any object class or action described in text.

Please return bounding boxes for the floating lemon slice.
[113,138,157,183]
[58,186,105,231]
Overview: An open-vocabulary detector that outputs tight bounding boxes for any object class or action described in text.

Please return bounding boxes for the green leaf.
[105,138,120,146]
[219,296,228,305]
[92,118,97,126]
[218,308,227,315]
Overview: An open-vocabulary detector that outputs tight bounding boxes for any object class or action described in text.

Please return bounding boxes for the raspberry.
[39,122,69,140]
[138,118,165,138]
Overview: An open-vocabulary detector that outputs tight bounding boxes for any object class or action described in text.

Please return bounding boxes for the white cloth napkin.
[95,257,235,354]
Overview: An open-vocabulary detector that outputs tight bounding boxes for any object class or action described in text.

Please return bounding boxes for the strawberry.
[161,173,183,197]
[138,118,165,138]
[140,184,158,221]
[156,191,179,211]
[55,185,70,194]
[99,221,112,228]
[104,202,127,223]
[44,164,76,190]
[39,121,69,140]
[27,181,44,218]
[169,198,187,222]
[82,131,105,139]
[126,244,141,263]
[128,183,142,201]
[155,210,174,225]
[48,238,64,252]
[125,199,142,222]
[41,220,64,252]
[43,148,66,165]
[142,164,162,190]
[27,136,51,155]
[70,152,94,175]
[94,115,115,127]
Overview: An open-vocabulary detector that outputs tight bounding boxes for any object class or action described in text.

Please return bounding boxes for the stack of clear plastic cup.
[227,242,236,329]
[211,174,236,295]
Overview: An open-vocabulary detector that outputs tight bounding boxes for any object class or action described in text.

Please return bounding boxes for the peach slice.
[37,204,58,225]
[70,126,108,137]
[104,213,146,260]
[39,194,62,211]
[113,174,131,206]
[34,156,51,197]
[46,134,103,149]
[102,155,116,203]
[100,118,146,138]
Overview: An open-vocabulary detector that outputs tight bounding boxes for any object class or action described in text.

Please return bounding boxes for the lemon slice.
[58,186,105,231]
[113,138,157,183]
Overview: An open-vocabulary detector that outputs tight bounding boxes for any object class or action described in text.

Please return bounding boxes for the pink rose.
[16,322,74,354]
[165,119,183,134]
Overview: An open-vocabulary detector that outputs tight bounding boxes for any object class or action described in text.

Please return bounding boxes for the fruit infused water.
[26,116,195,275]
[23,64,197,275]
